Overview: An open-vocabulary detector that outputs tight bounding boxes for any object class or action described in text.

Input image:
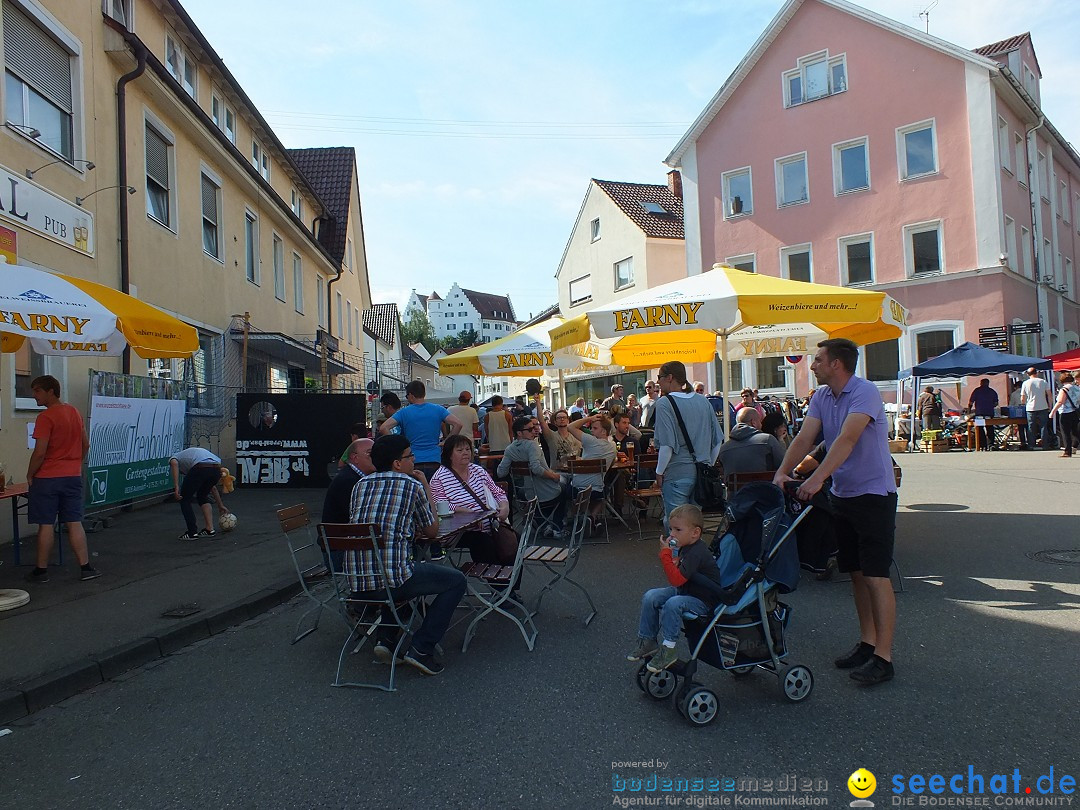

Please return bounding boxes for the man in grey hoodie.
[717,407,786,476]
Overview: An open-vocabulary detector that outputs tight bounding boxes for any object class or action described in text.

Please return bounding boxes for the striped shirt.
[346,471,434,591]
[429,464,507,534]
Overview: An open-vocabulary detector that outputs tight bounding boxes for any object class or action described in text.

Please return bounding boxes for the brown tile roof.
[362,303,399,348]
[973,33,1030,58]
[461,289,516,322]
[286,146,355,268]
[593,179,684,239]
[414,293,428,309]
[428,291,442,301]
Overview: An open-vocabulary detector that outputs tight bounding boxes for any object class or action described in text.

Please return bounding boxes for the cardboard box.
[888,439,910,453]
[926,440,950,453]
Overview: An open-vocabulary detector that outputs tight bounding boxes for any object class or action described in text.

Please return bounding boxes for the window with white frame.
[345,238,354,273]
[569,275,592,306]
[3,1,77,161]
[346,300,353,345]
[1060,181,1069,223]
[1036,151,1048,200]
[272,234,285,302]
[1020,226,1032,278]
[905,221,943,276]
[590,218,600,242]
[833,138,869,194]
[14,341,56,409]
[1004,216,1016,272]
[722,167,752,218]
[251,140,270,181]
[713,358,743,393]
[200,172,221,260]
[775,153,808,207]
[897,120,937,179]
[290,188,303,220]
[244,210,258,284]
[914,327,957,364]
[103,0,132,28]
[998,117,1011,174]
[316,275,326,328]
[1075,193,1080,233]
[292,253,303,313]
[782,50,846,107]
[211,93,235,144]
[335,292,343,338]
[1015,133,1026,183]
[727,254,755,273]
[755,357,786,391]
[614,257,634,290]
[1066,257,1074,299]
[838,234,873,285]
[1023,64,1038,98]
[145,123,172,227]
[864,339,899,382]
[780,244,812,282]
[1042,238,1052,279]
[165,33,196,99]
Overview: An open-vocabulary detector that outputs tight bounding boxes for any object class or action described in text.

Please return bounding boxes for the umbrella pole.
[558,368,565,411]
[720,333,731,437]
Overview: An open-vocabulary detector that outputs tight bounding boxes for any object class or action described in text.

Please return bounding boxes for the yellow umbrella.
[437,316,613,377]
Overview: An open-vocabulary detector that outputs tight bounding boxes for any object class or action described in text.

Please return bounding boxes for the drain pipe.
[116,41,148,373]
[1025,115,1046,356]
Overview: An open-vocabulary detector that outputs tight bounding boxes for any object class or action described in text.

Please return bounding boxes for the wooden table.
[968,417,1027,450]
[435,510,495,546]
[0,483,30,565]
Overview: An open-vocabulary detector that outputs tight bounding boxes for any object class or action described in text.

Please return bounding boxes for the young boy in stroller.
[626,504,724,673]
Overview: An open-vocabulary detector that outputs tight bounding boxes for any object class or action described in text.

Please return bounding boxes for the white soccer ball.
[219,513,238,532]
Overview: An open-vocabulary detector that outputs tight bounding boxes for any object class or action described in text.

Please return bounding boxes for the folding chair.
[566,457,621,542]
[524,487,597,626]
[318,522,419,692]
[508,461,563,536]
[625,455,663,540]
[458,498,539,652]
[277,504,345,644]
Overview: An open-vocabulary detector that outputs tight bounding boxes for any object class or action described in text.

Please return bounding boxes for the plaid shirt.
[345,471,434,592]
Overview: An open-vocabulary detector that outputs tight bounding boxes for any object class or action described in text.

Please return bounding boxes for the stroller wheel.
[779,664,814,702]
[636,662,678,700]
[730,665,755,678]
[678,686,719,726]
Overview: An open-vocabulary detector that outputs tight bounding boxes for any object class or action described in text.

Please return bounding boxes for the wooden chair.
[625,456,663,540]
[566,457,619,542]
[523,487,597,626]
[725,470,778,494]
[277,504,345,644]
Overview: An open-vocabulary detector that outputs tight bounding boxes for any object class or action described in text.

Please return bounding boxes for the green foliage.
[441,328,480,350]
[401,310,436,352]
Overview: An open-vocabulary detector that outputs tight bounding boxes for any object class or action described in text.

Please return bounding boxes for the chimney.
[667,169,683,200]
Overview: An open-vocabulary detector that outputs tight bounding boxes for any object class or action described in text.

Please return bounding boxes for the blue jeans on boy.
[638,586,709,643]
[661,476,696,532]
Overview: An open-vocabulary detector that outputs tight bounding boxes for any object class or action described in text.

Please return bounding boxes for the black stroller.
[634,483,814,726]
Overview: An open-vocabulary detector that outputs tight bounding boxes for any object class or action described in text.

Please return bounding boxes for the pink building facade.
[667,0,1080,401]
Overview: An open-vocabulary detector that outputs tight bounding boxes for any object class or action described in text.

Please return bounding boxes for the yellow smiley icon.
[848,768,877,798]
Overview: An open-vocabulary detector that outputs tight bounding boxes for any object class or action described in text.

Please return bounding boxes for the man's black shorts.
[828,491,897,578]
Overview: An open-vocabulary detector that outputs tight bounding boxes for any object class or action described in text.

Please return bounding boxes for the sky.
[181,0,1080,323]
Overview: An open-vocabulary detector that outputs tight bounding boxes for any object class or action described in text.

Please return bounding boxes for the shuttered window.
[3,0,73,159]
[145,124,170,225]
[201,173,220,258]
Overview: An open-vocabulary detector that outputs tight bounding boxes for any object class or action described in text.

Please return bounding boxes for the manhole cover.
[904,503,969,512]
[1028,550,1080,566]
[161,602,201,618]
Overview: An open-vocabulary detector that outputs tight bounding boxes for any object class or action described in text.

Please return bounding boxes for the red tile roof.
[973,33,1031,58]
[461,289,516,322]
[593,180,684,239]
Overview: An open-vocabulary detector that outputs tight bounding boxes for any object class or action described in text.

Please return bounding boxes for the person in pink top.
[25,375,99,584]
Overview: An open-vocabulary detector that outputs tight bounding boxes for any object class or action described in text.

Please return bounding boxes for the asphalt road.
[4,451,1079,810]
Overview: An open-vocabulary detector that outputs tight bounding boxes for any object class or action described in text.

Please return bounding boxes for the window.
[1066,258,1074,299]
[1075,193,1080,234]
[897,120,937,179]
[3,1,75,161]
[1020,226,1032,278]
[244,211,258,283]
[251,140,269,181]
[14,341,53,409]
[103,0,131,28]
[998,117,1011,174]
[346,300,353,345]
[838,234,873,285]
[463,323,472,331]
[211,93,235,143]
[590,218,600,242]
[200,172,221,259]
[726,254,755,273]
[1015,133,1026,183]
[291,254,304,313]
[915,329,955,363]
[290,188,303,220]
[755,357,786,391]
[864,339,899,382]
[833,138,869,194]
[782,51,846,107]
[345,238,354,273]
[905,222,943,276]
[569,275,591,306]
[335,292,343,338]
[775,153,808,207]
[1061,181,1069,223]
[145,124,172,227]
[641,201,668,214]
[1037,152,1048,200]
[614,257,634,290]
[316,275,326,328]
[780,245,812,282]
[1023,64,1038,98]
[713,358,743,393]
[722,167,752,217]
[1043,238,1052,280]
[1004,216,1016,272]
[165,34,196,99]
[272,234,285,301]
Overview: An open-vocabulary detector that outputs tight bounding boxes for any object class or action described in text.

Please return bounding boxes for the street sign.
[978,326,1009,352]
[1011,322,1042,335]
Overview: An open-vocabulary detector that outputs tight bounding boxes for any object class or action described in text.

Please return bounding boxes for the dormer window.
[783,51,846,108]
[640,201,668,215]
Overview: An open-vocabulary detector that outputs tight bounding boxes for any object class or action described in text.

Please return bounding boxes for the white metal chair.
[508,461,564,536]
[277,503,345,644]
[524,487,597,626]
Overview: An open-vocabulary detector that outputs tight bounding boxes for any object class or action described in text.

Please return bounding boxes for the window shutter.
[146,127,169,188]
[2,1,72,111]
[201,175,217,222]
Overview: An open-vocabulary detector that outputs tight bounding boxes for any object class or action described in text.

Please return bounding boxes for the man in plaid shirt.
[347,434,466,676]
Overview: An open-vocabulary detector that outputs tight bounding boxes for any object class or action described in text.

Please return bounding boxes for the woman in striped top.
[430,434,512,564]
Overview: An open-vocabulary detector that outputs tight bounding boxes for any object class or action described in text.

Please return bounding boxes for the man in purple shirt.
[967,378,999,450]
[774,338,897,686]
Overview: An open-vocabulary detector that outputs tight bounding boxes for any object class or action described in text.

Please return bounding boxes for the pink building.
[666,0,1080,399]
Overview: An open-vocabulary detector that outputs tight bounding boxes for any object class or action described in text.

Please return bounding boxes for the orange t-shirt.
[33,403,86,478]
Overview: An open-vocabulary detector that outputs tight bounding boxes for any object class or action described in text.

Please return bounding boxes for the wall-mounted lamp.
[76,185,135,206]
[26,159,95,179]
[1042,275,1056,284]
[7,123,41,138]
[1058,284,1069,292]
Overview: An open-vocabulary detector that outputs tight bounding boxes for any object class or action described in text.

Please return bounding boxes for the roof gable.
[974,32,1041,78]
[593,179,684,239]
[461,289,516,322]
[362,303,399,348]
[286,146,355,267]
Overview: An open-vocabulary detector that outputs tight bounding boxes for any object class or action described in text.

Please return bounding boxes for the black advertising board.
[978,325,1009,352]
[235,393,365,487]
[1011,322,1042,335]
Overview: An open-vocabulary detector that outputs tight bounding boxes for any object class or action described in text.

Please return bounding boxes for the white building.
[422,284,517,343]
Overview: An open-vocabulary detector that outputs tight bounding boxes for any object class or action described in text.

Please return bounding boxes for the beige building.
[0,0,371,521]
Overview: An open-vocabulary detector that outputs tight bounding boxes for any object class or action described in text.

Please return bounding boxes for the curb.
[0,577,301,724]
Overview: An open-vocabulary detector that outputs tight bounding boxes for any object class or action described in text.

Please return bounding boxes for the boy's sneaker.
[403,646,444,676]
[25,568,49,584]
[834,641,875,669]
[79,567,102,582]
[626,638,658,662]
[850,655,894,685]
[178,531,199,541]
[646,645,679,673]
[199,528,217,538]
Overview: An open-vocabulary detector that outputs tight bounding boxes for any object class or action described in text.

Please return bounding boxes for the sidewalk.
[0,487,326,722]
